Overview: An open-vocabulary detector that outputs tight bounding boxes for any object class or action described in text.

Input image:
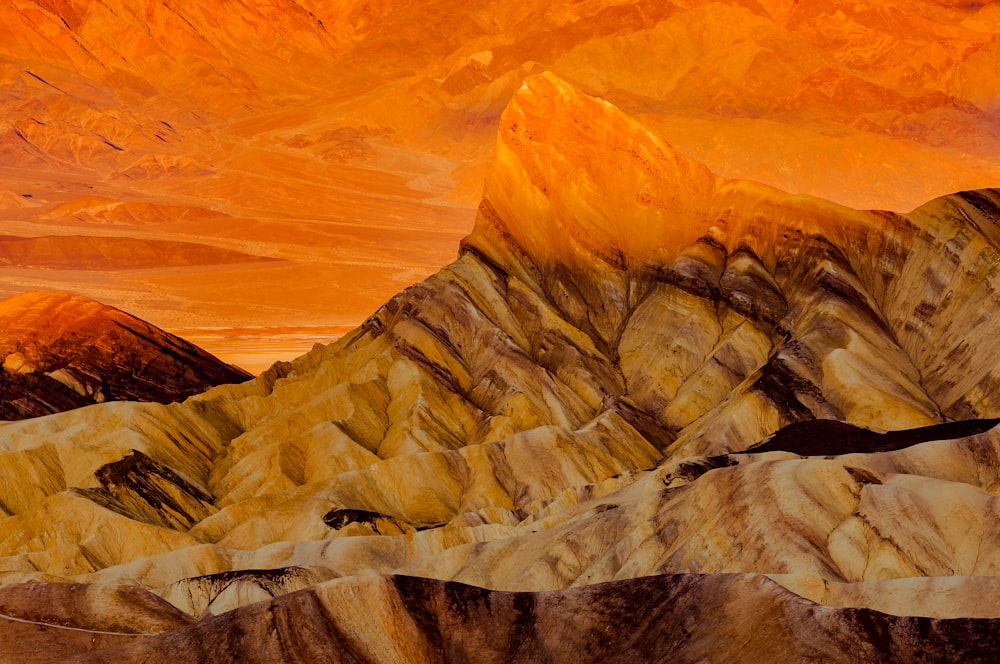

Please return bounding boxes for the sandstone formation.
[0,290,251,420]
[1,74,1000,659]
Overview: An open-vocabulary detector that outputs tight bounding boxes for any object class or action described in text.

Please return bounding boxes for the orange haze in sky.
[1,0,998,372]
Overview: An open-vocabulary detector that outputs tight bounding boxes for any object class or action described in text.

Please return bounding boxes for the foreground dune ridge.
[2,72,1000,659]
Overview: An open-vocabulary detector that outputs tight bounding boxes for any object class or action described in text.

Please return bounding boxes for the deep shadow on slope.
[675,418,1000,482]
[747,418,1000,456]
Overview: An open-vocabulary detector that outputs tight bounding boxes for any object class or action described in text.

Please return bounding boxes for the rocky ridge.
[2,74,1000,659]
[0,290,251,420]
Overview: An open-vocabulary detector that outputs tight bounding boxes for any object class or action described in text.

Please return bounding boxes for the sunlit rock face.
[1,0,998,369]
[0,290,251,419]
[3,75,1000,659]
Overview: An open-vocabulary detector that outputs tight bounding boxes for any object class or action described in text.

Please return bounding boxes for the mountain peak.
[0,290,251,419]
[469,72,720,269]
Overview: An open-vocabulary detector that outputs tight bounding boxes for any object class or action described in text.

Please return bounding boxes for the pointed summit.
[469,72,720,268]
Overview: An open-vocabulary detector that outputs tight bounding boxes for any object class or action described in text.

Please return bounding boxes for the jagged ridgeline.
[4,73,1000,661]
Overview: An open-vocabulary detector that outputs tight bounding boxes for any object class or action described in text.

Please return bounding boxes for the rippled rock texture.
[3,74,1000,660]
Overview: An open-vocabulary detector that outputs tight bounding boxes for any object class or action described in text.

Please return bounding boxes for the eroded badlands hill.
[2,74,1000,660]
[0,290,251,420]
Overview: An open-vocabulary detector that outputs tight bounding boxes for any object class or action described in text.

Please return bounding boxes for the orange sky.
[1,0,998,372]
